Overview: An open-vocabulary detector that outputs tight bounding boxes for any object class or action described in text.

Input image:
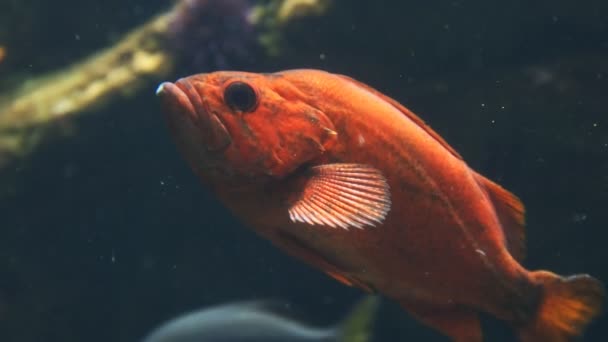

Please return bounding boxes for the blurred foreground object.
[0,0,332,171]
[142,295,379,342]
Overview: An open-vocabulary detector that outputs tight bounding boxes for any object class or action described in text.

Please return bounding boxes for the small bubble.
[319,53,326,60]
[75,34,81,40]
[572,213,588,223]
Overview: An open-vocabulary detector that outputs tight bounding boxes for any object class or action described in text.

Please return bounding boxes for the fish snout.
[157,79,231,152]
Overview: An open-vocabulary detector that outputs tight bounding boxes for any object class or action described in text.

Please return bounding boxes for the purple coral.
[167,0,257,73]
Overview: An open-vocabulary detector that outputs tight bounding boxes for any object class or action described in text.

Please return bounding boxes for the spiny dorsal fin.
[473,172,526,261]
[335,74,463,161]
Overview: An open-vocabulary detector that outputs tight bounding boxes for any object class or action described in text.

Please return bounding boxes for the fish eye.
[223,81,258,113]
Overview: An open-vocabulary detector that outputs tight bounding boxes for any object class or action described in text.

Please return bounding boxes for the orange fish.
[156,69,604,341]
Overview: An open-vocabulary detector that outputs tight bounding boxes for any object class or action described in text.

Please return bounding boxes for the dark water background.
[1,0,607,341]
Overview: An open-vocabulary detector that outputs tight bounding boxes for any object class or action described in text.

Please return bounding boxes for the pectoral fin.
[287,163,391,230]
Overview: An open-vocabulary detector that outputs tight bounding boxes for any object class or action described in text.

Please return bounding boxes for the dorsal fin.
[473,172,526,261]
[335,74,463,160]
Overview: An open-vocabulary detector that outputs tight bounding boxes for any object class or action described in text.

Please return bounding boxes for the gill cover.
[184,72,339,178]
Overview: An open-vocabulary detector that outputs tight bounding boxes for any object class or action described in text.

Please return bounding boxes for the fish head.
[157,71,338,181]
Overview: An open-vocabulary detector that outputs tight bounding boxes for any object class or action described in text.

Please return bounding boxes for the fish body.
[142,296,379,342]
[157,69,604,341]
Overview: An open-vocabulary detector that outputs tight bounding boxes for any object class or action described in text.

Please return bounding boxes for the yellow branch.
[0,11,174,167]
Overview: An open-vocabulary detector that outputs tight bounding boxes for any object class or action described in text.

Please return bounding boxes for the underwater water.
[0,0,607,341]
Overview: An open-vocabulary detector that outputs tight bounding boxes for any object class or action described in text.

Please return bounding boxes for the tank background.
[0,0,607,341]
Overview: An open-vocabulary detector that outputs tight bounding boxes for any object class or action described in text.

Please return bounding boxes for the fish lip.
[157,81,197,123]
[161,78,232,152]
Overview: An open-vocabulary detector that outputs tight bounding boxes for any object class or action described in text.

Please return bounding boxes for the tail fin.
[519,271,604,342]
[338,295,380,342]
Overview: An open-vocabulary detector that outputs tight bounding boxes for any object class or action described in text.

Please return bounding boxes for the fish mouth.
[156,79,232,152]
